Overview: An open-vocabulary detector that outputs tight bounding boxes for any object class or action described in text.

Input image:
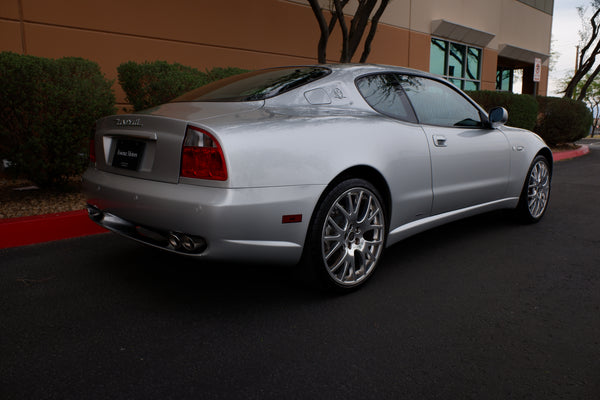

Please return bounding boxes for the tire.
[304,178,387,291]
[516,155,551,223]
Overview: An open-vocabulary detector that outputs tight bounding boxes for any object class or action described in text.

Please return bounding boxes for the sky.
[548,0,586,96]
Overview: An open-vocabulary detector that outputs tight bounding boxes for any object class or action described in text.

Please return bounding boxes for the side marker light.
[282,214,302,224]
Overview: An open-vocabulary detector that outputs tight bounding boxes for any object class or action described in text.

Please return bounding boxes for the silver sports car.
[83,64,552,290]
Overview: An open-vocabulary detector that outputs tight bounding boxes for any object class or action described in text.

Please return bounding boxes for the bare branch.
[577,63,600,101]
[565,5,600,98]
[578,7,600,63]
[327,0,350,37]
[348,0,378,61]
[359,0,390,63]
[308,0,330,63]
[333,0,350,62]
[308,0,390,64]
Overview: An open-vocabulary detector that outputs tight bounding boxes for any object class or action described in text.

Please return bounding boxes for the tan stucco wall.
[279,0,552,95]
[1,0,551,104]
[0,0,20,19]
[1,0,422,105]
[495,0,552,55]
[291,0,552,55]
[0,19,22,53]
[408,31,430,71]
[481,48,499,91]
[538,65,549,95]
[409,0,551,55]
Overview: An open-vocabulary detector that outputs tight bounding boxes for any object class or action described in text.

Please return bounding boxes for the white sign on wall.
[533,58,542,82]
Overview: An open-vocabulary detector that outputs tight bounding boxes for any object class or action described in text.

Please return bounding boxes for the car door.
[355,73,433,228]
[398,75,511,215]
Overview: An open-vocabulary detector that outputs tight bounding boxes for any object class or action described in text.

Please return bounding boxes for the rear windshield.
[172,67,331,102]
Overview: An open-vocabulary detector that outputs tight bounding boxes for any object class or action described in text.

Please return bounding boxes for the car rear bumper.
[82,168,325,264]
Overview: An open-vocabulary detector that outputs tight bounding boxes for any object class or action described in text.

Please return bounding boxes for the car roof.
[313,63,439,79]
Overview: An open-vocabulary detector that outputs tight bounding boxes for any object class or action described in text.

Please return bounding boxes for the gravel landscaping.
[0,176,86,219]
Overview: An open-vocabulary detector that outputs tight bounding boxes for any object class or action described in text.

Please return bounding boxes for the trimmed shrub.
[0,52,116,187]
[466,90,539,131]
[117,61,250,111]
[206,66,249,82]
[534,96,593,145]
[118,61,209,111]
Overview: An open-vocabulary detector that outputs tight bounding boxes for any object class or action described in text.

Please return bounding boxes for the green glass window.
[448,43,465,78]
[466,48,481,80]
[448,78,462,88]
[496,69,513,91]
[356,74,417,123]
[429,38,481,91]
[463,80,479,91]
[430,39,447,76]
[398,75,482,127]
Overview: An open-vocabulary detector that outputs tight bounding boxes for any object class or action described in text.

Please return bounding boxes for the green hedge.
[205,66,250,82]
[118,61,249,111]
[118,61,208,111]
[0,52,116,187]
[534,96,593,146]
[468,90,593,145]
[467,90,538,131]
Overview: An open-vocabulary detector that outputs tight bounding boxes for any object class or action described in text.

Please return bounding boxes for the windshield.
[172,67,331,102]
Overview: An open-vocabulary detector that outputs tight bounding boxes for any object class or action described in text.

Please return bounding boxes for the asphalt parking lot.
[1,149,599,399]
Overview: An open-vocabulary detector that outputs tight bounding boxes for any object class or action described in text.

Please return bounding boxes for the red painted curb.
[553,145,590,161]
[0,209,107,249]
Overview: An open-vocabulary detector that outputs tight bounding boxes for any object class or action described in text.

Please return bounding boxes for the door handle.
[433,135,447,147]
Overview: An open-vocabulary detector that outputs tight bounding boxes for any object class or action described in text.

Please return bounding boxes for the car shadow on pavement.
[88,209,520,302]
[92,235,332,304]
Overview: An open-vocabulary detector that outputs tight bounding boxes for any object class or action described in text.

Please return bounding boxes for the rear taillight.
[180,126,227,181]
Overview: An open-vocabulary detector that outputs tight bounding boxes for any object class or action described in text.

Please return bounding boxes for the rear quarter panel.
[203,108,433,231]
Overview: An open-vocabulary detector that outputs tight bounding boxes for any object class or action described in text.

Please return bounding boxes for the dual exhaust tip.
[86,204,207,255]
[167,232,206,253]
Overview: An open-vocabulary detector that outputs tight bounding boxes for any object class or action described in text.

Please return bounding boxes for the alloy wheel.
[527,159,550,219]
[321,187,385,286]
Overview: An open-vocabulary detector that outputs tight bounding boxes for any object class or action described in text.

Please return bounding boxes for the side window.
[398,75,482,127]
[356,74,417,123]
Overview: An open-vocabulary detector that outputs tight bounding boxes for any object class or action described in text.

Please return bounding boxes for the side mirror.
[488,107,508,128]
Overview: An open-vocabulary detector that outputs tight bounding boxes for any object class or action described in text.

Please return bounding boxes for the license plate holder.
[112,139,145,170]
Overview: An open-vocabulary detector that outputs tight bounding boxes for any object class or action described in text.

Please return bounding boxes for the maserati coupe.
[83,64,552,291]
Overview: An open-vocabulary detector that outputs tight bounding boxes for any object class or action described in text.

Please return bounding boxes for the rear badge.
[115,118,143,127]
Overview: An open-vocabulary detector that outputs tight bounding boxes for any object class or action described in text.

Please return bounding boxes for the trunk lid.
[93,102,262,183]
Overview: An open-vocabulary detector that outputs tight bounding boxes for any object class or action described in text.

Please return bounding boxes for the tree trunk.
[327,0,350,36]
[360,0,389,63]
[593,102,599,137]
[308,0,329,63]
[577,64,600,101]
[333,0,350,62]
[308,0,390,65]
[564,8,600,98]
[347,0,377,60]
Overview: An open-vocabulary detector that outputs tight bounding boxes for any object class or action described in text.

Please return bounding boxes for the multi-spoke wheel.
[517,155,551,223]
[305,178,386,291]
